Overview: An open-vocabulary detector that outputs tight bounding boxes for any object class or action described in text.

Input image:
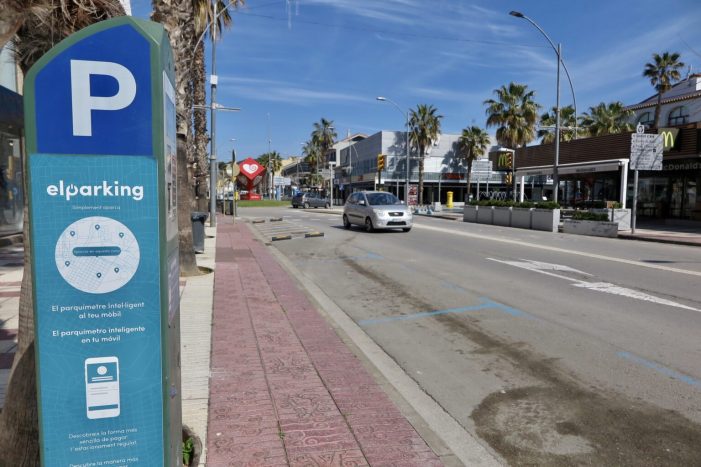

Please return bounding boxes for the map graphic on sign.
[55,216,140,294]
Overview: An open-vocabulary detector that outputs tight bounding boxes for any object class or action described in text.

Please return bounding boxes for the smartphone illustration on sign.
[85,356,120,419]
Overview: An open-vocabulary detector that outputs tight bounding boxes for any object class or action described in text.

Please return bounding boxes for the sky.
[129,0,701,162]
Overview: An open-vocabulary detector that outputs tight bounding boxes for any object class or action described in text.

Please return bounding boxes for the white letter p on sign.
[70,60,137,137]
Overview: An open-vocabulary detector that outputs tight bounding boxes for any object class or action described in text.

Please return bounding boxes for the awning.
[516,159,627,177]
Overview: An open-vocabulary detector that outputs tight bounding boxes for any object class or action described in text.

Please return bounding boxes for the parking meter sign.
[25,17,180,466]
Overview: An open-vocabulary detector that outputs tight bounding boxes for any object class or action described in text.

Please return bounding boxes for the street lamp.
[509,10,577,204]
[377,97,410,203]
[189,0,245,227]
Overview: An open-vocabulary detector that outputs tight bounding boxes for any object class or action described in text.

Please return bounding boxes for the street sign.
[25,17,180,466]
[471,159,492,174]
[273,176,291,186]
[226,162,240,178]
[630,124,663,170]
[320,168,334,180]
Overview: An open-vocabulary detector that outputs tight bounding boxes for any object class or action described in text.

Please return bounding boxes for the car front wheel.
[402,227,411,232]
[343,215,351,229]
[365,218,374,232]
[303,202,310,209]
[325,202,330,209]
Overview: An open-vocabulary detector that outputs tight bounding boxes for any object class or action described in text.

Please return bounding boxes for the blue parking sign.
[25,17,180,467]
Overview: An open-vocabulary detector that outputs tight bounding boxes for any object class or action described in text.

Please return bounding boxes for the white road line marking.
[415,223,701,278]
[487,258,700,312]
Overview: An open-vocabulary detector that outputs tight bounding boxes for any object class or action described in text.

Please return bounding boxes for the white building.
[627,73,701,128]
[335,130,499,205]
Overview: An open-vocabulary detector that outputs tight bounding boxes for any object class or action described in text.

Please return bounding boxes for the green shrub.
[611,202,623,209]
[534,201,560,210]
[572,211,609,221]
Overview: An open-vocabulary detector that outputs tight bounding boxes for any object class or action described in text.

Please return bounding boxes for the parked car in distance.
[292,192,330,209]
[343,191,412,232]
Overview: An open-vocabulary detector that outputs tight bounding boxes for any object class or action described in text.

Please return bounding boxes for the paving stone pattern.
[207,222,442,466]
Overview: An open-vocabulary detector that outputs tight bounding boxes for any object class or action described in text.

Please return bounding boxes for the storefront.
[515,126,701,223]
[630,158,701,220]
[0,85,24,235]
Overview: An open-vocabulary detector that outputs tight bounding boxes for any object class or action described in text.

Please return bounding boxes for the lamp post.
[190,0,244,227]
[510,10,577,203]
[377,97,410,203]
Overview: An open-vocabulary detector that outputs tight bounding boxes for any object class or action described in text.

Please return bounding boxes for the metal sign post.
[630,124,663,233]
[25,17,180,465]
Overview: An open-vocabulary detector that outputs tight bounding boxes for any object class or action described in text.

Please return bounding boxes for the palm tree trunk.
[193,41,209,212]
[153,0,200,277]
[418,147,425,206]
[0,191,40,465]
[653,92,662,129]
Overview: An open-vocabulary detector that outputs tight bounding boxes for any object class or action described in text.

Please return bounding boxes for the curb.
[617,234,700,247]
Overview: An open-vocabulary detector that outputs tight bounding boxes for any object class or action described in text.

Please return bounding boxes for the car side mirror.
[358,200,366,206]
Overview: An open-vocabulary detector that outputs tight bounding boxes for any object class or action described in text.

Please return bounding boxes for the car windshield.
[366,193,400,206]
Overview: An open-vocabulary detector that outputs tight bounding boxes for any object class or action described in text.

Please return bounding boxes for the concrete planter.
[563,219,618,237]
[477,206,494,224]
[492,206,512,226]
[463,205,478,222]
[511,207,533,229]
[591,208,631,230]
[612,209,631,230]
[531,208,560,232]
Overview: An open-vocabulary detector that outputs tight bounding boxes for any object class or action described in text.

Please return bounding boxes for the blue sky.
[130,0,701,161]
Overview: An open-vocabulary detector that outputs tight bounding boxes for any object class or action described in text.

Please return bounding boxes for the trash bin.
[191,212,208,253]
[447,191,454,209]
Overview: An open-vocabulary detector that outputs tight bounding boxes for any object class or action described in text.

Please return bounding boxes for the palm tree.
[538,105,577,144]
[301,139,323,187]
[579,101,633,137]
[151,0,201,276]
[7,0,124,71]
[257,151,282,195]
[192,0,242,211]
[458,126,490,201]
[484,82,540,150]
[0,2,125,463]
[311,118,336,175]
[643,52,685,129]
[408,104,442,205]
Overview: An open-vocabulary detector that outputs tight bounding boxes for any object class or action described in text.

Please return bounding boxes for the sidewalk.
[205,217,444,466]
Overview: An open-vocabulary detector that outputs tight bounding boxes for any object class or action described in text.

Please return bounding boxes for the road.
[238,206,701,466]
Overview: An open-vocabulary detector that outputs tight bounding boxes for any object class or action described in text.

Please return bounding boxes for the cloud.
[218,76,369,105]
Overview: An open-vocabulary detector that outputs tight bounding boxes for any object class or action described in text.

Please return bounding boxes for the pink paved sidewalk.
[206,221,443,466]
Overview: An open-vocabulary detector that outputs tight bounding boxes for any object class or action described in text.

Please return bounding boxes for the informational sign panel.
[25,17,180,466]
[630,124,663,170]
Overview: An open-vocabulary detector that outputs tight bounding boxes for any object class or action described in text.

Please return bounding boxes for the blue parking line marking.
[617,351,701,389]
[358,297,531,326]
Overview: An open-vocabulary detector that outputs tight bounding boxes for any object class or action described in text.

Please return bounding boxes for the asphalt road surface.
[239,206,701,466]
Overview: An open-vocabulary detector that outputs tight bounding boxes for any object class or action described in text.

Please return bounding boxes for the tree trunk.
[0,119,38,463]
[653,92,662,129]
[193,41,209,213]
[418,147,425,206]
[153,0,199,277]
[0,195,39,465]
[176,134,199,275]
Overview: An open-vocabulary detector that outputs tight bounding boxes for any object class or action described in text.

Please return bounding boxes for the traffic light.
[377,154,386,171]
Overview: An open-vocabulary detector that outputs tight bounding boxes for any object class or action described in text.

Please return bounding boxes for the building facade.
[0,43,24,235]
[334,130,501,204]
[514,74,701,222]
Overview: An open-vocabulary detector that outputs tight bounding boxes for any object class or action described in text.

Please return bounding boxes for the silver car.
[292,192,330,209]
[343,191,412,232]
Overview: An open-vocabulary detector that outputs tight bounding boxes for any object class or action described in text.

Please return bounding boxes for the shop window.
[636,112,654,128]
[667,106,689,126]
